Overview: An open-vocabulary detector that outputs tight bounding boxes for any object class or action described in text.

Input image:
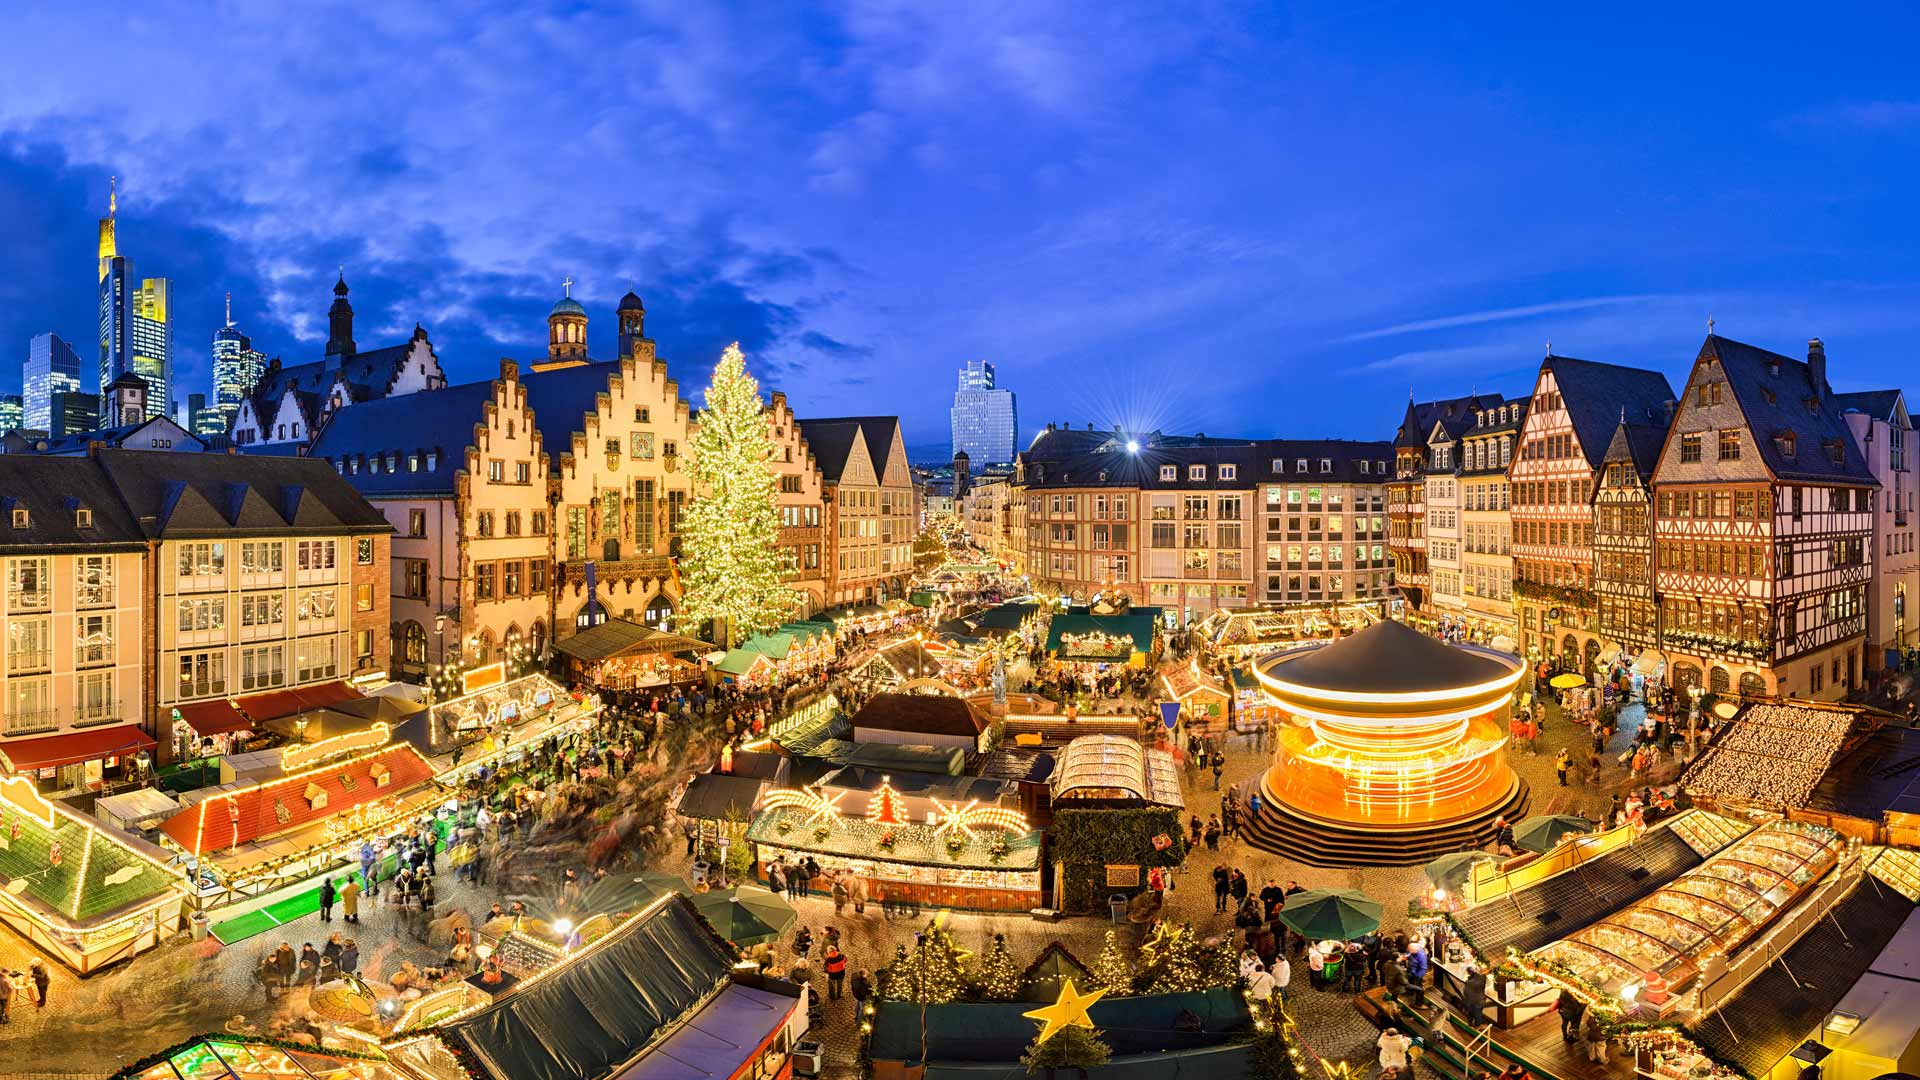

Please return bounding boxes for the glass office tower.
[949,359,1018,465]
[25,332,83,431]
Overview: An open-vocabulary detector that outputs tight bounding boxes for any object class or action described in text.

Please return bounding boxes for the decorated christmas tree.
[896,925,968,1004]
[677,343,797,647]
[868,775,908,826]
[1248,997,1310,1080]
[1021,1025,1112,1077]
[1140,920,1206,993]
[974,933,1023,1001]
[1090,929,1135,996]
[878,942,911,1001]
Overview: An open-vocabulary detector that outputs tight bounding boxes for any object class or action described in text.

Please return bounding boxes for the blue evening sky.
[1,3,1916,457]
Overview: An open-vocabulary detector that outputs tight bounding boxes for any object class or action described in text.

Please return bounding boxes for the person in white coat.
[1377,1027,1413,1075]
[1248,964,1277,1002]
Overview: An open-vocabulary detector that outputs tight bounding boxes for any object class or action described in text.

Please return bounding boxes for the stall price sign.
[1105,864,1141,887]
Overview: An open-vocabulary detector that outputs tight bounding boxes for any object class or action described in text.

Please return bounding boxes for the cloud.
[1336,295,1670,343]
[1788,101,1920,131]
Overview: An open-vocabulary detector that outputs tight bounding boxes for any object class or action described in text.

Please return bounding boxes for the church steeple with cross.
[547,275,589,362]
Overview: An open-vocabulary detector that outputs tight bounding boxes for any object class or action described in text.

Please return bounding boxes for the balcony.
[1184,565,1213,579]
[74,699,123,726]
[7,648,50,675]
[3,708,56,736]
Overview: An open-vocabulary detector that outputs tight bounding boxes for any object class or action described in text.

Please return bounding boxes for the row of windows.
[5,556,115,613]
[474,510,547,538]
[176,635,364,699]
[472,559,548,602]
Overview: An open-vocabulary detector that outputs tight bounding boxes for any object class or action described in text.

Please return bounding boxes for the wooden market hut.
[551,617,712,690]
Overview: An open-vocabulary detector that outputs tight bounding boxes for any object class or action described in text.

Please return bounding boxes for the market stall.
[1528,820,1845,1009]
[0,777,190,973]
[1160,662,1230,736]
[421,666,589,761]
[745,790,1043,911]
[1044,610,1157,669]
[1197,602,1384,660]
[550,617,712,692]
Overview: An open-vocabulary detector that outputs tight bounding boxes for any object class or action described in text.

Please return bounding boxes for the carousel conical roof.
[1259,618,1515,695]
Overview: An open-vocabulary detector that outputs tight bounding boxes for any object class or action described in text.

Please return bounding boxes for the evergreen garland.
[677,343,798,647]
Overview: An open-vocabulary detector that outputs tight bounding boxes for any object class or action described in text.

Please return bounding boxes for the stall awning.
[0,723,156,771]
[552,618,714,662]
[175,699,252,737]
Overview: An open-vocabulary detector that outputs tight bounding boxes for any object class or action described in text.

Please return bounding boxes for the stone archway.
[1583,639,1601,671]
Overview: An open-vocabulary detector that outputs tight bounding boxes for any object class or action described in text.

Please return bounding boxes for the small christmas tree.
[974,933,1022,1001]
[1021,1025,1112,1077]
[878,943,910,1001]
[1140,921,1206,993]
[897,925,967,1004]
[1090,930,1135,996]
[868,775,908,826]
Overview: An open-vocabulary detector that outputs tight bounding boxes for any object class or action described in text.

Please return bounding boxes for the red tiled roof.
[233,680,364,724]
[0,724,156,772]
[159,743,436,856]
[176,699,252,737]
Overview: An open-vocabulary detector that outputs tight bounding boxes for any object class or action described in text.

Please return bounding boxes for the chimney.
[1807,338,1827,402]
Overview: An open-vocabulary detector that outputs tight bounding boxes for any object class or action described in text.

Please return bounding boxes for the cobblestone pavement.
[0,671,1669,1080]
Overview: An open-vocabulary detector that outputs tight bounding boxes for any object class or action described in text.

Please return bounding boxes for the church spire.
[326,272,356,358]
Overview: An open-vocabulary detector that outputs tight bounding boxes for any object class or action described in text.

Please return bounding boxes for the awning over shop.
[674,773,767,822]
[175,699,252,737]
[971,602,1038,633]
[231,680,363,725]
[714,649,775,677]
[552,618,714,662]
[0,723,156,772]
[613,982,800,1080]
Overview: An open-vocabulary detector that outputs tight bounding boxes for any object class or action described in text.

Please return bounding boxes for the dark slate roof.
[1834,388,1905,423]
[1453,824,1705,955]
[819,766,1009,804]
[1541,354,1676,468]
[1693,876,1915,1079]
[1703,335,1875,483]
[675,772,766,821]
[1600,419,1670,483]
[252,340,419,408]
[521,360,626,465]
[1394,394,1503,450]
[34,418,205,455]
[1258,618,1516,696]
[1024,439,1393,491]
[309,377,497,497]
[1804,723,1920,819]
[796,418,864,482]
[1257,439,1394,482]
[0,456,150,554]
[849,694,983,738]
[1022,426,1122,461]
[94,449,392,538]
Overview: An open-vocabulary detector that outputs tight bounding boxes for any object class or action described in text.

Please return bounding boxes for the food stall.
[744,777,1043,911]
[550,617,711,692]
[1160,663,1230,736]
[1527,820,1844,1011]
[422,665,590,764]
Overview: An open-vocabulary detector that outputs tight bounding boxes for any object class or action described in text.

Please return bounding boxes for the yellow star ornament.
[1022,978,1108,1045]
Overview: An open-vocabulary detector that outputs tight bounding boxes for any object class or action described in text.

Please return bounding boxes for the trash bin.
[792,1040,824,1077]
[691,860,710,887]
[1109,893,1129,924]
[190,912,211,941]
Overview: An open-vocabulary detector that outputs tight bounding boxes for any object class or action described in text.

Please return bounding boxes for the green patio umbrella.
[1278,888,1384,942]
[580,870,689,915]
[693,885,797,947]
[1512,814,1593,854]
[1423,851,1495,891]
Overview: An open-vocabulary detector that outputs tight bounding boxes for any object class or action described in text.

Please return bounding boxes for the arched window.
[1673,663,1702,690]
[402,622,427,665]
[1710,666,1731,693]
[531,620,547,657]
[644,593,674,628]
[474,629,494,665]
[1738,671,1766,696]
[504,625,523,665]
[1561,634,1579,661]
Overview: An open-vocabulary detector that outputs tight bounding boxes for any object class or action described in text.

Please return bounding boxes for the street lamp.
[435,613,447,668]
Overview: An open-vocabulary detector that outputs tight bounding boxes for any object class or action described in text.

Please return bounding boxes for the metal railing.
[7,648,50,674]
[3,708,57,735]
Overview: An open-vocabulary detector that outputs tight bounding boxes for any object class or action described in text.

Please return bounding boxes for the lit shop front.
[0,777,190,973]
[743,779,1044,911]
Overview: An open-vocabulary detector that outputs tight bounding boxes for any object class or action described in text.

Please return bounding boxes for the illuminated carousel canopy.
[1261,618,1512,696]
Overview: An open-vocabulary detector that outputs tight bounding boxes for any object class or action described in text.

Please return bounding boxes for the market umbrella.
[1278,888,1383,942]
[581,870,689,914]
[307,977,378,1026]
[1423,851,1495,891]
[1548,673,1588,690]
[694,884,797,939]
[691,893,783,947]
[1512,814,1593,854]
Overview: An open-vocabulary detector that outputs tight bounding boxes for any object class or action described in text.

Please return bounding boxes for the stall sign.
[282,723,391,772]
[463,661,507,696]
[1105,864,1141,887]
[1159,701,1180,730]
[1151,833,1173,851]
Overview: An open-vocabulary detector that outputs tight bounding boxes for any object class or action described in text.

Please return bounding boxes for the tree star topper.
[1022,978,1107,1045]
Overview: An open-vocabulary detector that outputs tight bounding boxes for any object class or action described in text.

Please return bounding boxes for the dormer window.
[1189,465,1206,480]
[10,508,27,529]
[1825,439,1845,465]
[1320,458,1333,473]
[1295,459,1308,472]
[1358,460,1370,475]
[1220,464,1237,480]
[1777,432,1797,458]
[75,509,92,528]
[1271,459,1285,473]
[1159,465,1176,481]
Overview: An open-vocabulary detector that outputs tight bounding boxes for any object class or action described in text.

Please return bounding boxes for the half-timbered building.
[1651,336,1873,699]
[1509,355,1675,671]
[1592,414,1667,656]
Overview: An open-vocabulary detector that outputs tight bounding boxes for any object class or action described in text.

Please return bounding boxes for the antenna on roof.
[224,292,234,329]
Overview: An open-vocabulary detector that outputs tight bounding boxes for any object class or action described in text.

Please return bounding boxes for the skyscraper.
[50,392,99,436]
[0,395,21,434]
[130,276,173,420]
[949,359,1017,465]
[98,179,130,396]
[24,332,83,431]
[95,179,172,422]
[210,293,266,435]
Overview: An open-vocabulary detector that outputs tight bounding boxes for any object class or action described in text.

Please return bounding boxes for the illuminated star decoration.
[1320,1060,1358,1080]
[762,786,845,827]
[1021,978,1107,1046]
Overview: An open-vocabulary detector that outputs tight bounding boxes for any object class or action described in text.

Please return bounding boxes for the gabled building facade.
[765,392,829,615]
[1509,355,1675,669]
[799,417,916,607]
[1388,395,1498,613]
[1454,399,1525,644]
[1652,337,1873,699]
[1592,416,1667,655]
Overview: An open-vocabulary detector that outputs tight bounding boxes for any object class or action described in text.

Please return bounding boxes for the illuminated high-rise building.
[98,178,130,397]
[24,332,83,431]
[130,276,173,420]
[949,359,1017,465]
[0,395,21,434]
[210,292,266,436]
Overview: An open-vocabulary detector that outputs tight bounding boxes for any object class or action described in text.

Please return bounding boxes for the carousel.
[1237,618,1530,866]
